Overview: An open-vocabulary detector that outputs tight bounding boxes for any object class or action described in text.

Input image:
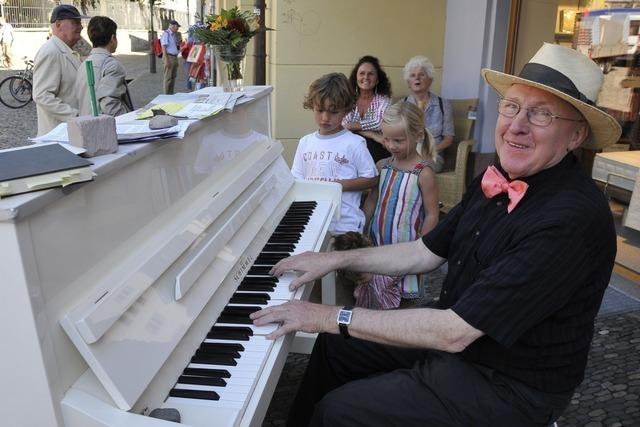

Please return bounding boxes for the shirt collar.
[496,153,578,187]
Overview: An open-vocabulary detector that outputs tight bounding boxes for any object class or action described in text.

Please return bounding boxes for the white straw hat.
[481,43,621,150]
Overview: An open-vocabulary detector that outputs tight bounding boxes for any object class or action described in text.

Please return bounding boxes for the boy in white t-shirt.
[292,73,378,233]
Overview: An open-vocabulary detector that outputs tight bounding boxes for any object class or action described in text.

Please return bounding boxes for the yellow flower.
[209,16,228,32]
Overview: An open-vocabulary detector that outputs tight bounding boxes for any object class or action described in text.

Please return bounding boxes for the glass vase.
[212,45,247,92]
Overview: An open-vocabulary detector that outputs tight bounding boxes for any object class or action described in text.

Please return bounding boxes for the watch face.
[338,310,352,324]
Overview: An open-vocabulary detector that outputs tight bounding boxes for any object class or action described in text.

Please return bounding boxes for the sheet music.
[137,93,234,120]
[30,121,194,144]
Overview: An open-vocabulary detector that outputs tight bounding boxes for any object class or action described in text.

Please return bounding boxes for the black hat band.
[519,63,594,106]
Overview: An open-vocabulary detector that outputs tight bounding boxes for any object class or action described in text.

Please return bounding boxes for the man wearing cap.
[33,5,88,136]
[251,43,622,427]
[160,20,182,94]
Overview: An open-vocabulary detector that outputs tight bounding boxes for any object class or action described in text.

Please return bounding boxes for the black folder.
[0,144,94,198]
[0,144,92,181]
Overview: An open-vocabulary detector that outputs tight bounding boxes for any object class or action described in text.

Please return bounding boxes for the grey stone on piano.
[149,114,178,129]
[149,407,181,423]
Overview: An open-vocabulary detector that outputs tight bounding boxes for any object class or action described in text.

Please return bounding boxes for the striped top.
[353,274,402,309]
[342,94,391,132]
[368,158,434,298]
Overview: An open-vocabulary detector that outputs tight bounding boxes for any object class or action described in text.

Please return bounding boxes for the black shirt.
[423,154,616,393]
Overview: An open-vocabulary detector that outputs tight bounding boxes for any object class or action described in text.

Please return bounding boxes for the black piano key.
[183,367,231,378]
[291,201,317,207]
[191,354,237,366]
[195,347,241,358]
[238,283,275,292]
[169,388,220,401]
[223,306,262,315]
[200,342,245,352]
[218,306,261,324]
[254,254,289,264]
[207,326,253,340]
[262,243,296,252]
[177,375,227,387]
[275,225,305,232]
[287,211,314,216]
[217,312,254,323]
[278,219,309,225]
[242,276,277,284]
[268,236,300,244]
[217,314,253,324]
[287,204,315,211]
[271,231,302,238]
[230,292,270,304]
[247,266,272,275]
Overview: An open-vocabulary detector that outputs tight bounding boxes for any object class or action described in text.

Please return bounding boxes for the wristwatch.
[337,306,353,339]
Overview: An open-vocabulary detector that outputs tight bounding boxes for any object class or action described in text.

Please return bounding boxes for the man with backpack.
[160,20,181,94]
[75,16,133,116]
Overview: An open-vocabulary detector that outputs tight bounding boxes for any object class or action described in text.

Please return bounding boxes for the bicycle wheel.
[10,76,32,105]
[0,76,32,108]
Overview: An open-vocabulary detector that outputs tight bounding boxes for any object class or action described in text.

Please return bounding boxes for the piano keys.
[0,86,341,427]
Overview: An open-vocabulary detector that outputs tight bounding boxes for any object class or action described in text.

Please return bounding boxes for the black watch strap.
[337,306,353,339]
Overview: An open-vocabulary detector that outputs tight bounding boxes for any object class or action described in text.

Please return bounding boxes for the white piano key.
[202,338,271,353]
[203,342,269,353]
[226,299,288,309]
[165,396,245,409]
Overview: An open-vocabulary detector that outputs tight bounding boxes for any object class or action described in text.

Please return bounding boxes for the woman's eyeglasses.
[497,98,584,127]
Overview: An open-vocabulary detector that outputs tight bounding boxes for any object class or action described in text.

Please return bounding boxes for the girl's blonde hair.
[382,101,436,162]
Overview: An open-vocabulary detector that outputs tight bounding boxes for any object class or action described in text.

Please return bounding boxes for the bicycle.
[0,57,34,109]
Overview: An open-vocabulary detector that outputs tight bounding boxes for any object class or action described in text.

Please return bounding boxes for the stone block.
[68,115,118,157]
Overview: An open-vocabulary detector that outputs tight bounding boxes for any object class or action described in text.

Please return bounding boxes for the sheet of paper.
[147,93,207,105]
[137,102,189,119]
[173,103,225,119]
[116,120,195,141]
[30,123,69,143]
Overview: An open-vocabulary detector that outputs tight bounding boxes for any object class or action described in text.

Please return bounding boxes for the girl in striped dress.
[363,101,440,304]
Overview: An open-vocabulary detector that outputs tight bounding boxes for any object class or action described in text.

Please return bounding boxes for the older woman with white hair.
[403,55,454,172]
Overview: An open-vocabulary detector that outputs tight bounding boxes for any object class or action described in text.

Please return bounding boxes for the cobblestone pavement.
[2,54,639,427]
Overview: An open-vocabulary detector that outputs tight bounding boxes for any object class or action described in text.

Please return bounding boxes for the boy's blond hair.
[382,101,436,162]
[303,73,355,112]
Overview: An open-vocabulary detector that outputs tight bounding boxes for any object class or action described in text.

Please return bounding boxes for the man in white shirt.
[160,20,181,94]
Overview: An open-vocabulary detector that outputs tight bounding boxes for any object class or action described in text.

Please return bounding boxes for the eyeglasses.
[497,98,584,127]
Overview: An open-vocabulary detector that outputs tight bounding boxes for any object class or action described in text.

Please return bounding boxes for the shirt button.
[496,201,503,206]
[456,260,462,265]
[474,230,480,236]
[443,290,448,295]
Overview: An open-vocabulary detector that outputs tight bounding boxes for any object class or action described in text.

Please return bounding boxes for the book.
[0,143,95,199]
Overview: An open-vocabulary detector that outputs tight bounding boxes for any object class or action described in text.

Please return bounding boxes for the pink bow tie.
[481,166,529,213]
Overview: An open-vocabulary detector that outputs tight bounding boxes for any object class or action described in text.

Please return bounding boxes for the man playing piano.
[251,43,622,426]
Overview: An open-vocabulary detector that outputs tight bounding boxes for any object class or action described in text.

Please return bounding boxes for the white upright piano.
[0,86,340,427]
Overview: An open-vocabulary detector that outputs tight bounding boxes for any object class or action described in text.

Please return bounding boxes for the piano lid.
[60,140,295,410]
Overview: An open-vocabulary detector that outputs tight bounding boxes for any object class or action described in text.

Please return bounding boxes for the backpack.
[153,38,163,58]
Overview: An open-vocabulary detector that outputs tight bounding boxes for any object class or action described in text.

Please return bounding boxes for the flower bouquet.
[193,7,262,91]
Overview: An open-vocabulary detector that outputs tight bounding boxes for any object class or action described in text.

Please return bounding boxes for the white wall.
[442,0,487,99]
[442,0,510,154]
